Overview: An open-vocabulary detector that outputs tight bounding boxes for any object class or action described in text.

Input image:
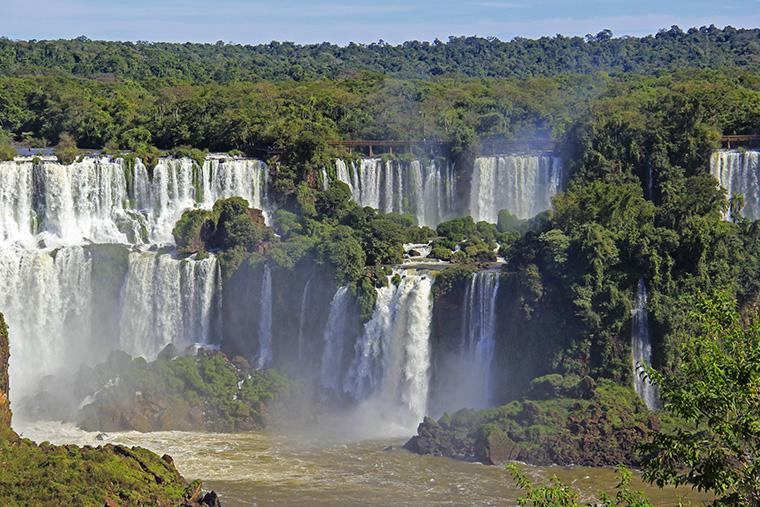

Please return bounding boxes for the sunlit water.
[17,420,706,507]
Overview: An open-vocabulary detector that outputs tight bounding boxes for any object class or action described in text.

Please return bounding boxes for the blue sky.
[3,0,759,44]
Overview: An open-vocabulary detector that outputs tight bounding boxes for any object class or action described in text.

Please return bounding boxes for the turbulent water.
[632,279,658,410]
[469,154,564,222]
[0,156,269,247]
[710,149,760,220]
[18,421,708,507]
[343,271,434,432]
[335,158,456,226]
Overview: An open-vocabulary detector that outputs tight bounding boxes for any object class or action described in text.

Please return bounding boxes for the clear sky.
[3,0,759,45]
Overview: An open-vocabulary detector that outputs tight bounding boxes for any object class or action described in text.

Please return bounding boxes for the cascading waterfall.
[257,264,273,369]
[343,271,434,429]
[0,156,269,247]
[119,252,222,360]
[297,278,313,361]
[335,159,455,227]
[0,247,93,401]
[319,287,352,392]
[710,150,760,220]
[632,279,658,410]
[460,271,501,409]
[469,154,563,222]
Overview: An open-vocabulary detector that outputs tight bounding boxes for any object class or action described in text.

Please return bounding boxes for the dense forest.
[1,26,759,82]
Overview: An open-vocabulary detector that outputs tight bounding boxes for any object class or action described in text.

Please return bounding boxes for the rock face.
[405,374,655,467]
[0,312,221,505]
[0,314,12,437]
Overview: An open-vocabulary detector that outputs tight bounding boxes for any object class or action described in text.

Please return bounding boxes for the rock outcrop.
[23,346,289,433]
[405,374,657,467]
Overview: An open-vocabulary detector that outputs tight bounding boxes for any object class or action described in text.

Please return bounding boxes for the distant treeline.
[1,25,759,83]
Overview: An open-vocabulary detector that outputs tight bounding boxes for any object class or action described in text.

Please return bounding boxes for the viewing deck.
[720,135,760,148]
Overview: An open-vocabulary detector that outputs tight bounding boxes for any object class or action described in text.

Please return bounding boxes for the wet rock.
[157,343,178,361]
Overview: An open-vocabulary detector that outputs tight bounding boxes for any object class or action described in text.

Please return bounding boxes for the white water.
[0,245,221,401]
[320,287,352,392]
[343,271,434,431]
[460,271,501,409]
[0,156,269,248]
[297,278,313,361]
[257,264,274,369]
[469,154,563,222]
[119,252,221,359]
[335,159,455,226]
[0,247,92,400]
[632,279,658,410]
[710,150,760,220]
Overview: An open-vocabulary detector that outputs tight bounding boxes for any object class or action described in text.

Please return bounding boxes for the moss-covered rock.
[405,374,658,467]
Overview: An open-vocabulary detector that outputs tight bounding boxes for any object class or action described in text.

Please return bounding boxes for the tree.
[54,132,79,164]
[506,464,653,507]
[640,291,759,506]
[0,129,15,161]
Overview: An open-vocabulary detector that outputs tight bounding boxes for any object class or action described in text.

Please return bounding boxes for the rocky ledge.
[405,374,660,466]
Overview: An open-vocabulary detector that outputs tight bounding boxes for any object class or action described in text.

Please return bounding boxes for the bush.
[55,133,79,164]
[0,130,15,161]
[437,216,477,242]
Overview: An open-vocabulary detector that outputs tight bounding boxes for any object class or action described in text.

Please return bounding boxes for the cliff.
[0,313,220,506]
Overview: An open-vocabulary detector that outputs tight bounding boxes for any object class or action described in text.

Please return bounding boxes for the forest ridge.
[1,25,760,83]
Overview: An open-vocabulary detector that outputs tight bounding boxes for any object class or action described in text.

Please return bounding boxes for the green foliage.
[0,439,198,506]
[3,28,759,82]
[54,132,78,164]
[507,464,653,507]
[640,292,760,506]
[172,208,214,254]
[0,129,15,161]
[432,265,478,298]
[437,216,477,242]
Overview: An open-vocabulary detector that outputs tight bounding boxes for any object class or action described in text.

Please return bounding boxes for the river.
[18,420,706,506]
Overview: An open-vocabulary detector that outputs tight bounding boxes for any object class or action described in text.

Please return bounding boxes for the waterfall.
[297,278,313,361]
[343,271,434,428]
[461,271,501,409]
[632,279,658,410]
[119,251,221,359]
[257,264,273,369]
[320,287,352,392]
[710,150,760,220]
[0,156,269,248]
[0,244,222,402]
[0,247,93,400]
[469,155,563,222]
[334,159,455,226]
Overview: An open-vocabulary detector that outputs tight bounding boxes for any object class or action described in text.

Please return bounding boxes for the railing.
[721,135,760,148]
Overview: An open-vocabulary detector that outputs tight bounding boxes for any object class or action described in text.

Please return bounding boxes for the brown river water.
[18,421,707,507]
